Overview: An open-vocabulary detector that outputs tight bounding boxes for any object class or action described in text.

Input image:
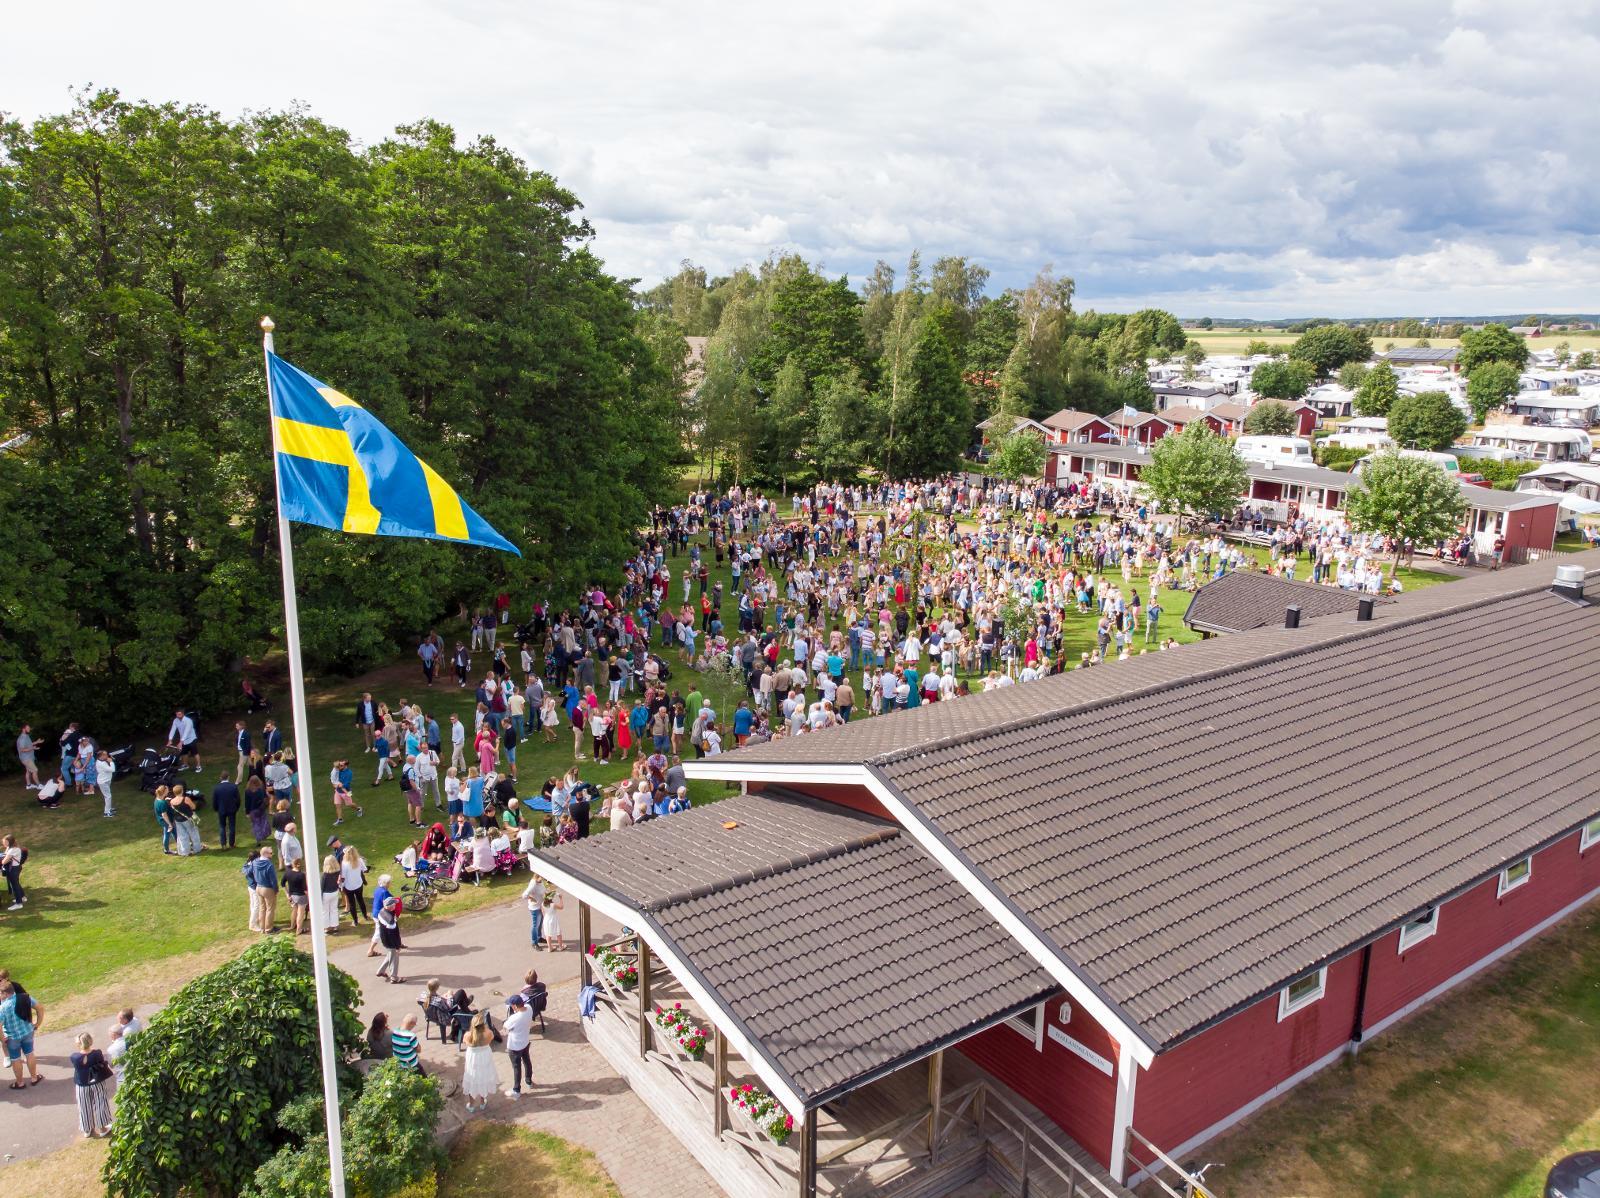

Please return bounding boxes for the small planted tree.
[1243,401,1297,437]
[1354,361,1400,417]
[105,937,365,1198]
[1346,450,1466,579]
[1250,358,1316,401]
[1141,422,1249,527]
[989,428,1047,481]
[1466,360,1522,422]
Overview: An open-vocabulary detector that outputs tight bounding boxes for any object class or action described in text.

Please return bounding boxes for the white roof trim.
[530,854,809,1116]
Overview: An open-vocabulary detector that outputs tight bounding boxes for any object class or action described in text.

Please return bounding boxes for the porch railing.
[1124,1125,1218,1198]
[962,1082,1126,1198]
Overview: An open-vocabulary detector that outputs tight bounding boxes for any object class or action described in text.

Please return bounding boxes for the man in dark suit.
[354,694,378,753]
[234,721,253,784]
[262,720,283,757]
[212,773,241,849]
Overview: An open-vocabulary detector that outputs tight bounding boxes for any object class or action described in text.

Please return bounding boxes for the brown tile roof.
[535,792,1055,1102]
[1181,570,1381,634]
[694,552,1600,1049]
[1041,408,1111,432]
[1158,405,1211,425]
[1206,401,1253,422]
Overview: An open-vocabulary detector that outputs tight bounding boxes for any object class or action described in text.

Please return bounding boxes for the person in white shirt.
[702,726,723,755]
[280,822,303,872]
[95,751,116,817]
[167,709,199,771]
[415,748,440,811]
[502,995,533,1097]
[516,823,540,869]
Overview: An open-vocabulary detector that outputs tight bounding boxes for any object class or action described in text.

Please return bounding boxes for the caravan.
[1235,436,1313,467]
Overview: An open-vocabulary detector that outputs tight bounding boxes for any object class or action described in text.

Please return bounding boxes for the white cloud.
[3,0,1597,314]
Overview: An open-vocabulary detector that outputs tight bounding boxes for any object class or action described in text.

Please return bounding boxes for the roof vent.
[1284,605,1301,629]
[1357,597,1375,622]
[1552,562,1590,605]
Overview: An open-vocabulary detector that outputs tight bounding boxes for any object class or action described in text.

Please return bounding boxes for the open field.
[1201,906,1600,1198]
[1185,327,1600,357]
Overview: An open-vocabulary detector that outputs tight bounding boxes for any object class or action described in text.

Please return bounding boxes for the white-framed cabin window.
[1581,818,1600,853]
[1005,1003,1045,1050]
[1277,968,1327,1020]
[1397,907,1439,952]
[1498,856,1532,897]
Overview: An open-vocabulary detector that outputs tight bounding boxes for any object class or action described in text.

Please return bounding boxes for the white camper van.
[1235,435,1313,467]
[1352,449,1461,476]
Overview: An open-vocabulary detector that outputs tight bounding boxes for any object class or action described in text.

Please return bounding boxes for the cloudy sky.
[6,0,1598,315]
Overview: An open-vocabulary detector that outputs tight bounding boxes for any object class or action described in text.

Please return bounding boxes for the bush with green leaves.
[1354,361,1400,417]
[1388,390,1468,452]
[104,937,365,1198]
[988,428,1047,481]
[1243,401,1297,437]
[246,1061,444,1198]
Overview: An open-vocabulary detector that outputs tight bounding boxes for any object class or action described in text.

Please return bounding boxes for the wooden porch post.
[578,902,592,988]
[712,1028,729,1137]
[798,1108,818,1198]
[637,938,652,1058]
[926,1049,944,1164]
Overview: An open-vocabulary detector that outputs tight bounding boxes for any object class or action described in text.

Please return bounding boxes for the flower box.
[653,1002,708,1061]
[727,1082,794,1145]
[588,943,639,990]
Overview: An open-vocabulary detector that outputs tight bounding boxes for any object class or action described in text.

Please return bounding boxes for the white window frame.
[1581,818,1600,853]
[1498,856,1533,897]
[1397,906,1439,952]
[1005,1003,1046,1050]
[1277,968,1327,1021]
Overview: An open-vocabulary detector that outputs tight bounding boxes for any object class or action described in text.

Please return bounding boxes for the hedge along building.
[533,551,1600,1196]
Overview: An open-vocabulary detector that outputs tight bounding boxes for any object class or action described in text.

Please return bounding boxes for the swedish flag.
[267,353,520,556]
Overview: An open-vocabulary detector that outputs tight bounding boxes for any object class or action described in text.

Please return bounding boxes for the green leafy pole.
[1345,449,1466,579]
[104,937,365,1198]
[1140,423,1249,529]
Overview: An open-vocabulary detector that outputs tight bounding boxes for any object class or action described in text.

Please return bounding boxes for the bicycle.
[400,868,459,912]
[1184,1161,1222,1198]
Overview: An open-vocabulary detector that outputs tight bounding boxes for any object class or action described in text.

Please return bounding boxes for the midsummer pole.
[262,316,348,1198]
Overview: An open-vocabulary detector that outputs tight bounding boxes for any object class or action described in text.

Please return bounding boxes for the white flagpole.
[262,316,348,1198]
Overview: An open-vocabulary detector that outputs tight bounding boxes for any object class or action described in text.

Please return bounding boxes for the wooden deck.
[582,959,1135,1198]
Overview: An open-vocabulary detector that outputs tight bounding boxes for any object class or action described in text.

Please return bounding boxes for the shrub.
[105,937,365,1198]
[245,1061,445,1198]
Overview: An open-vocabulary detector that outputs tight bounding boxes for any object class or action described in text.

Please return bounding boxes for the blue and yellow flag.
[266,353,519,556]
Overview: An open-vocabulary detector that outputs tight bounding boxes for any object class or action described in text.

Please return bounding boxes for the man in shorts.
[0,979,42,1088]
[15,725,39,790]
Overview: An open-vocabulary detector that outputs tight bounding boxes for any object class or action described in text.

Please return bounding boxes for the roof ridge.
[870,567,1584,769]
[645,825,901,911]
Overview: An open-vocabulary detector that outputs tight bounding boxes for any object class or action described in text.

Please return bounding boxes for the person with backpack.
[2,834,26,910]
[0,976,43,1087]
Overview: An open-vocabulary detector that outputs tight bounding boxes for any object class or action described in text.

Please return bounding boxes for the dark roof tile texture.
[877,577,1600,1046]
[536,793,1055,1100]
[1182,570,1377,633]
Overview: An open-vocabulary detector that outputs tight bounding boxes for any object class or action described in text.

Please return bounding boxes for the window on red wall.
[1498,856,1533,897]
[1398,906,1439,952]
[1277,968,1327,1020]
[1005,1003,1045,1051]
[1581,818,1600,853]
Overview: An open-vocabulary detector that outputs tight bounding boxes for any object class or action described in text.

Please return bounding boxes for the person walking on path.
[374,897,404,984]
[69,1032,113,1138]
[502,993,533,1099]
[460,1012,496,1112]
[1,979,42,1088]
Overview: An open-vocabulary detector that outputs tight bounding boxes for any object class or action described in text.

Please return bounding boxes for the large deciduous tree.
[1140,423,1249,526]
[1354,361,1400,417]
[1251,358,1317,400]
[1243,401,1297,436]
[1346,450,1466,578]
[989,429,1047,481]
[1465,359,1523,422]
[1459,322,1530,375]
[1288,323,1373,376]
[888,320,971,478]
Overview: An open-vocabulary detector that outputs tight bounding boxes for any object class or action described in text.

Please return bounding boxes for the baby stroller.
[107,744,138,779]
[139,747,180,793]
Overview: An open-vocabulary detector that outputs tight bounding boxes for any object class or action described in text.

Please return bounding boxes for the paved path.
[0,892,720,1196]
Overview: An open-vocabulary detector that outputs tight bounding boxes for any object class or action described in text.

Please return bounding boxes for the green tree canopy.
[811,367,875,480]
[1458,323,1531,375]
[1337,361,1371,391]
[888,320,972,478]
[989,428,1047,481]
[104,937,365,1198]
[1251,358,1317,400]
[1354,361,1400,417]
[1140,423,1249,526]
[1245,339,1276,357]
[1346,450,1467,577]
[1243,401,1298,436]
[1287,323,1373,376]
[1466,360,1523,422]
[1388,390,1468,451]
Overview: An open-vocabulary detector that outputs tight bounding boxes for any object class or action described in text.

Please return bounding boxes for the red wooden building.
[536,554,1600,1197]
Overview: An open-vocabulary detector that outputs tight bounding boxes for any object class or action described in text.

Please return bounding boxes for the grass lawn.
[0,524,1457,1020]
[1199,907,1600,1198]
[1185,328,1600,358]
[433,1122,621,1198]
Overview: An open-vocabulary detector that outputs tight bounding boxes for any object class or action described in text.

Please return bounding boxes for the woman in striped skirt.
[69,1032,113,1137]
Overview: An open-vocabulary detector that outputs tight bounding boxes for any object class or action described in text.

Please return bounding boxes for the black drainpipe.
[1350,944,1374,1049]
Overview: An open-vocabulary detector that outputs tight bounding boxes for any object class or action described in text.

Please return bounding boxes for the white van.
[1235,435,1313,466]
[1352,449,1461,475]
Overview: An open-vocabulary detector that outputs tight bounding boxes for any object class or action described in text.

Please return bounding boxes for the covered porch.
[576,920,1137,1198]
